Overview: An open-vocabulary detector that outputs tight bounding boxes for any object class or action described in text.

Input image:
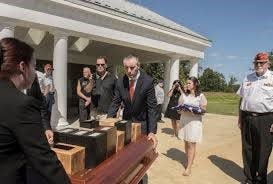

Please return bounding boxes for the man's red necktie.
[129,80,135,100]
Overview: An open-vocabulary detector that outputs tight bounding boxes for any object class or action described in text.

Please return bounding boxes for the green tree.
[225,75,238,92]
[141,63,164,83]
[118,61,189,85]
[228,75,237,86]
[179,61,190,84]
[115,65,125,78]
[199,68,227,92]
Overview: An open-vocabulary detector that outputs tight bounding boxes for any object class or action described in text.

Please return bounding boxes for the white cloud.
[226,55,238,60]
[214,63,224,68]
[209,53,246,61]
[209,53,220,57]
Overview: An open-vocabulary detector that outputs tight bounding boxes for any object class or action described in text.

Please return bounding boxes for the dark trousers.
[241,112,273,184]
[26,165,47,184]
[156,104,163,122]
[45,93,54,120]
[79,100,91,122]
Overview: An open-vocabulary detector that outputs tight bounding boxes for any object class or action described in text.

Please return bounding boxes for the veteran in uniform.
[237,52,273,184]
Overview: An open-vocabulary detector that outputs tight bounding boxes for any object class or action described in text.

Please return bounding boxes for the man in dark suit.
[27,74,54,144]
[107,54,158,148]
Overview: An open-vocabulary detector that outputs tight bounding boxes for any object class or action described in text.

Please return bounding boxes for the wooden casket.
[70,136,158,184]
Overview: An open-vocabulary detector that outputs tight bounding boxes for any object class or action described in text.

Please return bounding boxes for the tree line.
[141,51,273,93]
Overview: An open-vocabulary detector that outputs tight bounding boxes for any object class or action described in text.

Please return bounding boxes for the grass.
[204,92,240,116]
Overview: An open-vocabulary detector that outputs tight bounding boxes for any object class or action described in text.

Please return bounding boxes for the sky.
[130,0,273,83]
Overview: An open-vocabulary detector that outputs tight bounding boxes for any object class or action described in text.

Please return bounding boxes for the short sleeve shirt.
[44,75,55,93]
[178,93,207,107]
[36,71,45,92]
[237,70,273,113]
[155,85,164,105]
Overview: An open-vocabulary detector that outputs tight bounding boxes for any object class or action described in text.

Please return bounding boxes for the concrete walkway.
[145,114,273,184]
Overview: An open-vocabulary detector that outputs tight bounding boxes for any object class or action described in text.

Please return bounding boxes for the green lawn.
[204,92,240,116]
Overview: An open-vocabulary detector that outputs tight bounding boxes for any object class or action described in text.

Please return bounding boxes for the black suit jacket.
[0,79,70,184]
[26,76,51,130]
[107,72,157,134]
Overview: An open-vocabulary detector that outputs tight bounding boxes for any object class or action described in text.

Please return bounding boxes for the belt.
[243,111,273,117]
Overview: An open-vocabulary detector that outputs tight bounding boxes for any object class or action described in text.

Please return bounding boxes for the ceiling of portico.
[14,26,171,66]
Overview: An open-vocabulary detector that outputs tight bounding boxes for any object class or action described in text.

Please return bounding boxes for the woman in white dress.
[178,77,207,176]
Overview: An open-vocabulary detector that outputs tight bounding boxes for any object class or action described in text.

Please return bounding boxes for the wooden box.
[70,136,158,184]
[116,131,125,152]
[52,143,85,175]
[131,123,141,142]
[99,118,120,127]
[115,120,132,145]
[66,130,107,168]
[100,119,132,145]
[84,132,107,168]
[95,126,117,158]
[54,128,78,143]
[80,120,99,129]
[66,129,92,146]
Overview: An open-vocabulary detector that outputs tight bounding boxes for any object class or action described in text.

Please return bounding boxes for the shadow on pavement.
[208,155,244,182]
[161,128,174,136]
[163,148,187,168]
[142,174,148,184]
[209,155,273,183]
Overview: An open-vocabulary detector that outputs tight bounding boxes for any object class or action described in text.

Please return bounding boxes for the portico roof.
[0,0,211,60]
[66,0,210,43]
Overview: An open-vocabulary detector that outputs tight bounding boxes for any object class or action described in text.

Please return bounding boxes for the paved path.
[145,114,273,184]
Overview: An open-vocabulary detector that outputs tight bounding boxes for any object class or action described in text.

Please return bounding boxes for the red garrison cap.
[255,52,269,61]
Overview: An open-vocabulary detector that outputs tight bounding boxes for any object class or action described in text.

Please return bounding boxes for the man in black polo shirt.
[92,56,116,119]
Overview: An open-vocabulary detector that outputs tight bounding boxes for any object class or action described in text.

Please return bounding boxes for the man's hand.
[147,132,158,150]
[270,124,273,132]
[45,130,54,145]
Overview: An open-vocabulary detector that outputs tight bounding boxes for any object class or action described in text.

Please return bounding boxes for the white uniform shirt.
[237,70,273,113]
[44,74,55,93]
[155,84,164,105]
[36,71,45,93]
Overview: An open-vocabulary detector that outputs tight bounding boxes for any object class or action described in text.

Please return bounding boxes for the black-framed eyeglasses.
[96,63,105,67]
[253,61,268,66]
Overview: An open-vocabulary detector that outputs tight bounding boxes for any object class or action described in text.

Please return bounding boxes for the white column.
[162,58,180,112]
[163,60,171,112]
[52,32,69,128]
[189,59,199,77]
[169,57,180,89]
[0,22,15,39]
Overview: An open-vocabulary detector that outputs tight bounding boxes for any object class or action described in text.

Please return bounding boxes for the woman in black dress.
[165,80,184,136]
